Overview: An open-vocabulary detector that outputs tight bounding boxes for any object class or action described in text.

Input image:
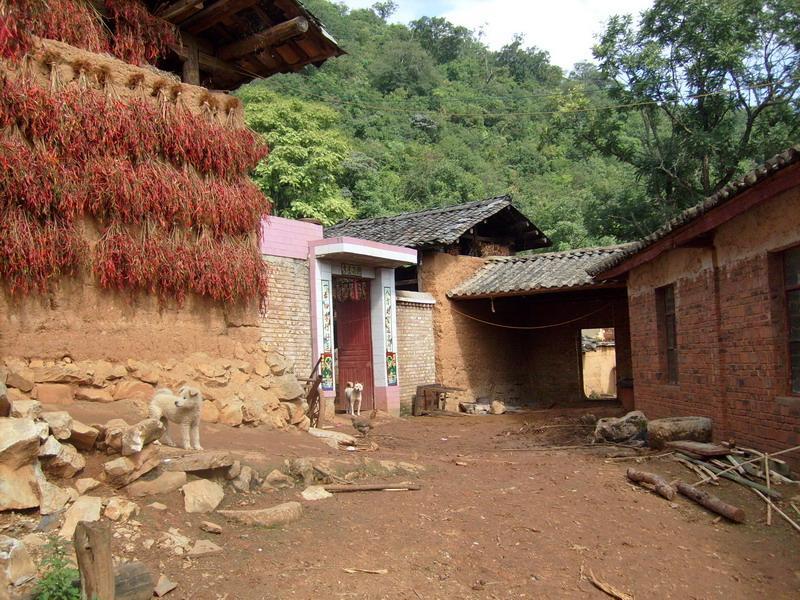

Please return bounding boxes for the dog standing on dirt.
[345,381,364,416]
[149,385,204,450]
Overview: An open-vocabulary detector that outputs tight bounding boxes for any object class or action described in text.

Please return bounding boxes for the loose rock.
[181,480,224,514]
[44,443,86,479]
[0,535,37,587]
[490,400,506,415]
[124,471,187,498]
[104,497,140,522]
[0,418,41,468]
[231,466,255,492]
[39,481,72,515]
[263,469,294,490]
[59,496,102,539]
[154,574,178,597]
[594,411,648,443]
[148,502,167,511]
[38,436,63,458]
[103,445,160,487]
[75,478,101,495]
[9,400,41,420]
[41,411,73,440]
[161,451,234,473]
[68,420,99,451]
[301,486,333,501]
[200,521,222,534]
[187,539,223,557]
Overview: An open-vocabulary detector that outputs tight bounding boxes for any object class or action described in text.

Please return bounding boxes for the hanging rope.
[449,302,611,330]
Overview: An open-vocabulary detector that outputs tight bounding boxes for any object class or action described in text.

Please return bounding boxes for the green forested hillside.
[239,0,799,250]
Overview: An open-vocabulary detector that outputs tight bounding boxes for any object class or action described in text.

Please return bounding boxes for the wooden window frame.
[783,245,800,396]
[656,284,679,385]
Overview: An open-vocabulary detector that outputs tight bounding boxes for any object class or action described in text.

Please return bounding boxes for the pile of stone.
[0,343,312,431]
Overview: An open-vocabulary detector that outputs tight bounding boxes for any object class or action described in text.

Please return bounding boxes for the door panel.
[335,280,373,411]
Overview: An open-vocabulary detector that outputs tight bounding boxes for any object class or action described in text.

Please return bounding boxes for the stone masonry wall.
[396,293,436,412]
[260,255,313,373]
[627,181,800,458]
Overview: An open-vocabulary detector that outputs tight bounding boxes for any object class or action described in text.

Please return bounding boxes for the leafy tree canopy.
[240,0,799,247]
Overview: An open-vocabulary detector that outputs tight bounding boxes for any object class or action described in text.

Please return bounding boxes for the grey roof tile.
[324,196,547,249]
[448,244,634,298]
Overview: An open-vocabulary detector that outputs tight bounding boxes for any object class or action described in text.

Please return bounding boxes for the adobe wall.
[419,251,631,406]
[627,182,800,455]
[582,345,618,397]
[396,292,436,413]
[0,269,261,362]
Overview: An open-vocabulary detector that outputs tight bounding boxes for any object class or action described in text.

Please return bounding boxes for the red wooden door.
[335,280,374,412]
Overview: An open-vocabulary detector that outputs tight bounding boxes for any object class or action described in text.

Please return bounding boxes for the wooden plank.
[324,483,421,493]
[664,441,732,457]
[219,16,309,61]
[156,0,203,20]
[74,522,115,600]
[114,562,154,600]
[178,0,259,33]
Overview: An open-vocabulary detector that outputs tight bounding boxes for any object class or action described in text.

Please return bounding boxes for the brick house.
[590,146,800,455]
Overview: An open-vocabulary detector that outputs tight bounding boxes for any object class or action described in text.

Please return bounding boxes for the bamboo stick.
[694,444,800,486]
[752,489,800,534]
[765,454,772,526]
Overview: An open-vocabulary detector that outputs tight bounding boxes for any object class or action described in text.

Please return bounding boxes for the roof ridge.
[327,195,511,229]
[486,243,635,263]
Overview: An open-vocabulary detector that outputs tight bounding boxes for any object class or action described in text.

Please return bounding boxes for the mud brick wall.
[420,252,632,407]
[396,292,437,412]
[626,181,800,458]
[260,255,313,372]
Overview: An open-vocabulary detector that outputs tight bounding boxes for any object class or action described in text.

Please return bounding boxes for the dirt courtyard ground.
[7,403,800,599]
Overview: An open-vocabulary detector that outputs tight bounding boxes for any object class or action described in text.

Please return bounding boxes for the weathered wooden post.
[74,521,115,600]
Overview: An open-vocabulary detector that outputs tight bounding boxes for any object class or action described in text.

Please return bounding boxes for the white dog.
[149,385,204,450]
[345,381,364,416]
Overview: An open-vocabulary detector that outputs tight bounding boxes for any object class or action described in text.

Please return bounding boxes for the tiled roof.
[448,245,634,298]
[324,196,548,249]
[589,145,800,277]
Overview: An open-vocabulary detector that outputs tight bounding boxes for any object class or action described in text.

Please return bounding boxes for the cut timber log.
[626,468,676,500]
[220,17,309,60]
[647,416,712,449]
[74,521,116,600]
[681,454,782,499]
[676,481,746,523]
[323,483,421,493]
[121,419,164,456]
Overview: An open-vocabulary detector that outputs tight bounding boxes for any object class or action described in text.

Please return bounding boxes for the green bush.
[35,536,80,600]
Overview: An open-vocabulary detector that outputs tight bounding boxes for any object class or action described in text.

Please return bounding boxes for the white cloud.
[341,0,653,71]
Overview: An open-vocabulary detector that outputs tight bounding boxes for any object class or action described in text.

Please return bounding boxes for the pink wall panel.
[260,216,323,259]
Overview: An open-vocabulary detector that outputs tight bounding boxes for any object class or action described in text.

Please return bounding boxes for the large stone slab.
[218,502,303,527]
[0,535,37,587]
[0,418,41,469]
[113,380,154,401]
[34,383,74,405]
[59,496,102,539]
[103,445,160,487]
[181,480,224,513]
[124,471,187,498]
[75,387,115,403]
[6,368,34,393]
[39,481,72,515]
[33,365,89,385]
[161,451,234,473]
[271,373,304,401]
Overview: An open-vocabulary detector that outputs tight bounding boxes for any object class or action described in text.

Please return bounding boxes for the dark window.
[656,284,678,384]
[784,247,800,394]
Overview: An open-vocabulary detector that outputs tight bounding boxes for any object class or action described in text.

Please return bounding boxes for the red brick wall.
[627,182,800,456]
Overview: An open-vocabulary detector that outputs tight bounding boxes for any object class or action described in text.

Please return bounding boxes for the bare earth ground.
[6,402,800,599]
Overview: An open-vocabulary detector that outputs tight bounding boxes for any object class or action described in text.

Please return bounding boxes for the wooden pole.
[764,454,772,526]
[182,39,201,85]
[219,17,309,60]
[323,483,421,493]
[626,468,676,500]
[676,481,746,523]
[681,454,782,499]
[694,443,800,486]
[74,521,116,600]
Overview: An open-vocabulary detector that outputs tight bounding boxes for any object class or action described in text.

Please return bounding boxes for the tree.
[409,16,472,64]
[496,34,562,85]
[581,0,799,211]
[369,39,440,95]
[371,1,397,21]
[238,87,356,225]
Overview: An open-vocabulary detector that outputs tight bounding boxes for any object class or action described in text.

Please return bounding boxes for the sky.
[341,0,653,71]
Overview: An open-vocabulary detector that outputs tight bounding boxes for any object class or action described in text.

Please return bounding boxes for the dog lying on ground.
[345,381,364,416]
[149,385,204,450]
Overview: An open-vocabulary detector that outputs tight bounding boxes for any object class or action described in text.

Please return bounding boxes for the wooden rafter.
[219,16,308,60]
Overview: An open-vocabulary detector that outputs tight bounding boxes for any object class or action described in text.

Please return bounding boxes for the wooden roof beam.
[219,16,309,61]
[156,0,204,21]
[178,0,259,33]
